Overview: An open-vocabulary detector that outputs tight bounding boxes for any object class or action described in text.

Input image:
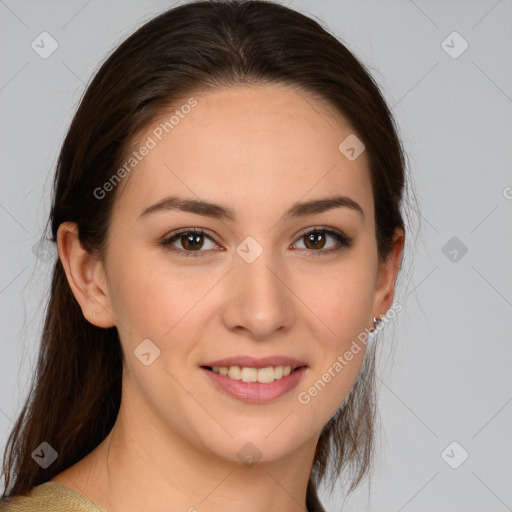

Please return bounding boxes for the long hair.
[1,0,410,504]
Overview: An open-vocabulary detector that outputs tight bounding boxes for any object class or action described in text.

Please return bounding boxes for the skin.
[53,83,404,512]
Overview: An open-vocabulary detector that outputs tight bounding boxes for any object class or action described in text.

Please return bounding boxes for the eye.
[291,227,353,255]
[161,228,219,257]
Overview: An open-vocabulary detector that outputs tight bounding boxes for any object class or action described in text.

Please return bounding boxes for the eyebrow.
[138,194,364,221]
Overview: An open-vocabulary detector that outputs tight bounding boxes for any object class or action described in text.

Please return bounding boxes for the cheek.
[108,251,217,349]
[296,328,369,435]
[106,250,175,339]
[303,260,376,344]
[294,257,375,419]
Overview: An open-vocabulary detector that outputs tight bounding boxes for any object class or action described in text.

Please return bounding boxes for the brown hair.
[1,0,414,506]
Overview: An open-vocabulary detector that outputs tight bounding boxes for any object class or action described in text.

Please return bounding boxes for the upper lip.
[201,355,308,370]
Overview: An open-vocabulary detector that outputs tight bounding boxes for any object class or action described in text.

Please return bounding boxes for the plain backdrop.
[0,1,511,511]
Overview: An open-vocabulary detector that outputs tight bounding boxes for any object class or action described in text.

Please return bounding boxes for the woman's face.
[92,84,401,463]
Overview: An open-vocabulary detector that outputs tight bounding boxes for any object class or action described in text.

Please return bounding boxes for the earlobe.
[372,228,405,319]
[57,222,116,328]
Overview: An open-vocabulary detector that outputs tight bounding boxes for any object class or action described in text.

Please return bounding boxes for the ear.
[57,221,116,328]
[371,227,405,319]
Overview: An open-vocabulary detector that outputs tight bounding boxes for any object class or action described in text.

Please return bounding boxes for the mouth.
[200,361,308,404]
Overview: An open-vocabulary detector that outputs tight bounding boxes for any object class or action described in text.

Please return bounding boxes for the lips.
[199,355,309,403]
[200,365,308,403]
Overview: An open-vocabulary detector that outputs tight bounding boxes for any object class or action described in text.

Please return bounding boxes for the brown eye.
[293,228,353,255]
[162,228,218,257]
[303,231,327,250]
[179,232,205,251]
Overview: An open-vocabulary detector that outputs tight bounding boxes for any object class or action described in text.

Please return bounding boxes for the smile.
[201,365,308,403]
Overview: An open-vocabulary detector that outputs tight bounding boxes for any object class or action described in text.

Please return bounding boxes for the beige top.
[1,480,325,512]
[0,482,106,512]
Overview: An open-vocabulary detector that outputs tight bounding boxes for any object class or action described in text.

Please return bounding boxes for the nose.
[219,247,295,340]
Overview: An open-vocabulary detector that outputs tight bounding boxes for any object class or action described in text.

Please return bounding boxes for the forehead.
[114,83,373,225]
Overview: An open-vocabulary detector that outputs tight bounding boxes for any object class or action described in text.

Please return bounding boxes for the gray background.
[1,0,511,510]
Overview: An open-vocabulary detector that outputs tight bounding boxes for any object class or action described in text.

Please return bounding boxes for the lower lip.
[200,366,307,404]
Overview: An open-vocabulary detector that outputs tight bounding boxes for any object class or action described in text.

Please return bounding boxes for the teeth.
[211,365,294,382]
[241,367,258,383]
[227,366,241,380]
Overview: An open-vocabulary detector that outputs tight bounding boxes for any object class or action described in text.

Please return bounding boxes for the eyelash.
[160,226,353,258]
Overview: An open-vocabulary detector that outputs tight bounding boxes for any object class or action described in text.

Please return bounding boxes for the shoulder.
[0,482,107,512]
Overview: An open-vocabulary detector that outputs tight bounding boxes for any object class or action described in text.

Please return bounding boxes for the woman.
[0,0,411,510]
